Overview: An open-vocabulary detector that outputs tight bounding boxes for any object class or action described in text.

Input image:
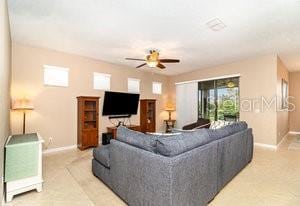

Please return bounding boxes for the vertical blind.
[176,82,198,128]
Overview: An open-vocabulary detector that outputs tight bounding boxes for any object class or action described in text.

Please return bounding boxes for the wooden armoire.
[77,96,100,150]
[140,99,156,133]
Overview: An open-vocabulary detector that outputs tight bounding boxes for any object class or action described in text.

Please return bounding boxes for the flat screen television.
[102,91,140,116]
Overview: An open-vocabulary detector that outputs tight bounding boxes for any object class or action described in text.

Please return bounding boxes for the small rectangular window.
[152,82,162,94]
[128,78,140,93]
[44,65,69,87]
[93,72,111,90]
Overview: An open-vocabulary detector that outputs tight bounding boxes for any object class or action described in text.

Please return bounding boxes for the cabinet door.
[89,130,99,146]
[83,130,98,148]
[147,101,156,132]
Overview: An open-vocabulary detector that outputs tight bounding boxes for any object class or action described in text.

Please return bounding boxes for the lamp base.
[168,111,172,121]
[23,111,26,134]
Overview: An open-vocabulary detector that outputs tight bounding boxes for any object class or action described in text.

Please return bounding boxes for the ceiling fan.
[125,50,180,69]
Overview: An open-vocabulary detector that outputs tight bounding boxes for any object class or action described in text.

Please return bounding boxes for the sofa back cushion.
[206,127,231,141]
[116,126,157,153]
[224,121,248,135]
[206,121,248,141]
[156,129,211,157]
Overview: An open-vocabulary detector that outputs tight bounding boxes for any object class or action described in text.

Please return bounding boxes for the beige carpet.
[66,154,126,206]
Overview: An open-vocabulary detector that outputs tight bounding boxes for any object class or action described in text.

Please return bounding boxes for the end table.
[164,120,176,133]
[5,133,44,202]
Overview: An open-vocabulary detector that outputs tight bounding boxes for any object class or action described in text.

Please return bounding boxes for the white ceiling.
[7,0,300,75]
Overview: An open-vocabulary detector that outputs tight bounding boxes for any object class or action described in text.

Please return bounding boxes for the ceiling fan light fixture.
[125,50,179,69]
[146,60,158,68]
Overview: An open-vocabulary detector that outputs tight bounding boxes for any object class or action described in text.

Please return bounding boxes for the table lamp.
[12,98,34,134]
[165,103,175,121]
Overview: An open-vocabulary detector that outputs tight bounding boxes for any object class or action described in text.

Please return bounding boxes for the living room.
[1,0,300,206]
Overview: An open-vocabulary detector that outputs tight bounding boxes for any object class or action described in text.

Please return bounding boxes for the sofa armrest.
[182,118,210,130]
[195,123,211,129]
[182,122,197,130]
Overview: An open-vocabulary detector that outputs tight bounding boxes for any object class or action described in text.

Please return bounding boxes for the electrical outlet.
[49,137,53,144]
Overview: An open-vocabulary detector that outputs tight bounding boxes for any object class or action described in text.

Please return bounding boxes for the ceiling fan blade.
[125,58,145,61]
[136,63,147,68]
[157,63,166,69]
[159,59,180,63]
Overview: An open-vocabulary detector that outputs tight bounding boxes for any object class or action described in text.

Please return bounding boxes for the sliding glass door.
[198,80,216,120]
[199,77,239,121]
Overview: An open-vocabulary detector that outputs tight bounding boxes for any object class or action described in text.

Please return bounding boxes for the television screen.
[102,91,140,116]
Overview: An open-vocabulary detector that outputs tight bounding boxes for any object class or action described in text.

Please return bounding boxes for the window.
[152,82,162,94]
[128,78,140,93]
[198,77,240,122]
[93,72,111,90]
[43,65,69,87]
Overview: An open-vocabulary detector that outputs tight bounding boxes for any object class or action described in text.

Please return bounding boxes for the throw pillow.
[209,120,232,129]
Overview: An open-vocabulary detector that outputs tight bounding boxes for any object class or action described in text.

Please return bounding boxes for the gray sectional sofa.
[92,122,253,206]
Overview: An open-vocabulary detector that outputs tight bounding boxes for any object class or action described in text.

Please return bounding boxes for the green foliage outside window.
[198,77,240,121]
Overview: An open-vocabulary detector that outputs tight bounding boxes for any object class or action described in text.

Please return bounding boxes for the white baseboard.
[43,145,77,155]
[254,142,277,150]
[289,131,300,135]
[255,132,289,150]
[277,132,288,148]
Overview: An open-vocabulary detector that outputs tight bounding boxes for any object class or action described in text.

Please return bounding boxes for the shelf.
[77,96,100,150]
[82,128,97,131]
[140,99,156,133]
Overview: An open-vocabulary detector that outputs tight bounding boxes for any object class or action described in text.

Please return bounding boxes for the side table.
[164,120,176,133]
[5,133,44,202]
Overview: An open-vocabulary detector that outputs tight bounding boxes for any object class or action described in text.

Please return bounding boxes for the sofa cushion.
[224,121,248,135]
[206,127,231,141]
[116,126,157,153]
[206,121,248,141]
[156,129,211,157]
[93,145,110,168]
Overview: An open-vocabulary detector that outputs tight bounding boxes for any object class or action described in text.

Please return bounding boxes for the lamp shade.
[12,99,34,110]
[165,103,175,111]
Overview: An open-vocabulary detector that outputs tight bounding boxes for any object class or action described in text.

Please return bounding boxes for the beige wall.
[11,43,170,150]
[10,41,293,149]
[276,56,289,144]
[169,55,279,145]
[289,71,300,132]
[0,0,12,203]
